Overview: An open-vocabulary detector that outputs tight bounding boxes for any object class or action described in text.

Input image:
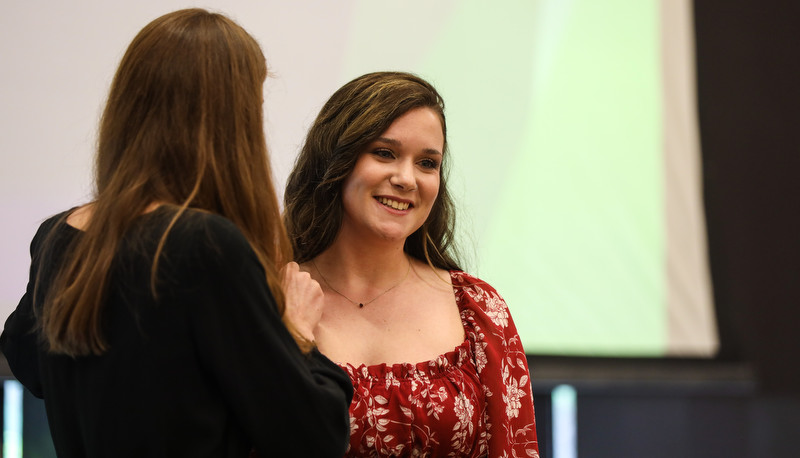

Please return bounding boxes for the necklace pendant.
[311,258,411,312]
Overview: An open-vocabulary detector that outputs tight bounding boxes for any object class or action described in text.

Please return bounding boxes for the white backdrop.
[1,0,360,318]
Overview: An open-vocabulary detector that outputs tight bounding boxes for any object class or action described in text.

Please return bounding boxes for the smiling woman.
[339,107,443,244]
[282,71,540,457]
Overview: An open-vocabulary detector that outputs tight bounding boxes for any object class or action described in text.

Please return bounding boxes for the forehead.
[379,107,444,147]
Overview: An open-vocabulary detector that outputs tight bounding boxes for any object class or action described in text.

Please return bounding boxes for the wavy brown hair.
[40,8,299,356]
[284,71,461,270]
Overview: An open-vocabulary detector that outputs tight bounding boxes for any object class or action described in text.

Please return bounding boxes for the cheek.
[339,176,359,215]
[423,174,441,203]
[345,157,380,191]
[340,166,377,218]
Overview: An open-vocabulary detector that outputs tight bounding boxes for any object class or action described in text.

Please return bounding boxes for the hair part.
[284,71,461,270]
[41,8,304,356]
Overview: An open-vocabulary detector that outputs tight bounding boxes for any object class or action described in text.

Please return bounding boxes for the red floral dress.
[340,271,539,457]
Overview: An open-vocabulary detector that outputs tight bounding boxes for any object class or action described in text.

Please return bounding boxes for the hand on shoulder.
[281,262,324,343]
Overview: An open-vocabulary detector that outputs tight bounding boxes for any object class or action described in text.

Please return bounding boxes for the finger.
[283,261,298,275]
[281,261,299,286]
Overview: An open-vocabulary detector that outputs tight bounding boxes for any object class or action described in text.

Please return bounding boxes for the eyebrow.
[374,137,442,156]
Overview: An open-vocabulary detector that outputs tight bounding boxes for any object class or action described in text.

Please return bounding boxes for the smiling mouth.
[376,197,411,210]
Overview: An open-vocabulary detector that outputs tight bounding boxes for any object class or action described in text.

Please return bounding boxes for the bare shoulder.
[409,258,453,293]
[407,258,460,324]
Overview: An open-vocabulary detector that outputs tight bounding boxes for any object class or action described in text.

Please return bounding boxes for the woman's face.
[339,107,444,244]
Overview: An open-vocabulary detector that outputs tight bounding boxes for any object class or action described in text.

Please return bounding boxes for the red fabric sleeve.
[455,272,540,458]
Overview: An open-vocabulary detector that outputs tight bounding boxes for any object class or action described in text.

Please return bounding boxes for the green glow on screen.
[346,0,664,356]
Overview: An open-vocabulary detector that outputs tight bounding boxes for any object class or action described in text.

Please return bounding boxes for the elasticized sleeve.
[178,216,353,457]
[455,272,539,458]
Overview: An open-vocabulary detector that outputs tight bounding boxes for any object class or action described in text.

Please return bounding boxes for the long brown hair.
[41,8,297,356]
[284,71,461,269]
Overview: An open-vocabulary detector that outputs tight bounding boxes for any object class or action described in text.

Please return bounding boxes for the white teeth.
[378,197,409,210]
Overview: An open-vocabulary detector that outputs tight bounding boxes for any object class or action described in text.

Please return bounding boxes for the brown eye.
[372,149,394,159]
[419,158,439,170]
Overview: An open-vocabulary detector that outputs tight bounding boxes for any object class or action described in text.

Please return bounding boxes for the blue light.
[552,384,577,458]
[3,379,24,458]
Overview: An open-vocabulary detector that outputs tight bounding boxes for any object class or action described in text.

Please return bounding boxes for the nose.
[389,160,416,191]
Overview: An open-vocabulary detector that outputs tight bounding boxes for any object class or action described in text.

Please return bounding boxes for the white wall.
[0,1,360,317]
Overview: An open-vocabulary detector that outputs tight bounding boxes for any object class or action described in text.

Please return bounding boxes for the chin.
[377,232,411,242]
[372,226,415,242]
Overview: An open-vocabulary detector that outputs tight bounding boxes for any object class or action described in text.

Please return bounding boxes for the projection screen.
[0,0,717,358]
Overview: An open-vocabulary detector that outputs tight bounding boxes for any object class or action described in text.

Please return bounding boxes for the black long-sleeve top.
[0,208,353,457]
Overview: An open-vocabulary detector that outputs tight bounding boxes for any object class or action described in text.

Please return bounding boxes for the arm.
[184,217,352,457]
[0,216,66,398]
[1,292,44,398]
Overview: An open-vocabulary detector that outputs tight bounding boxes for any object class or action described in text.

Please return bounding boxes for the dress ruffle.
[339,338,473,381]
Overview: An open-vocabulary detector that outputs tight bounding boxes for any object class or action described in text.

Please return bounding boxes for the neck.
[315,238,408,283]
[312,227,414,304]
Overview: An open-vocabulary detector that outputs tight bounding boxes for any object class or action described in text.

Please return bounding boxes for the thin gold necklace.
[312,258,411,308]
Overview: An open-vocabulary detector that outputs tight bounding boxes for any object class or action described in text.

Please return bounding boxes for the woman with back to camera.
[284,72,539,457]
[0,9,351,457]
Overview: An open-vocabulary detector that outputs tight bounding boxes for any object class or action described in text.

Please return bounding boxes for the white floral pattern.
[340,271,539,457]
